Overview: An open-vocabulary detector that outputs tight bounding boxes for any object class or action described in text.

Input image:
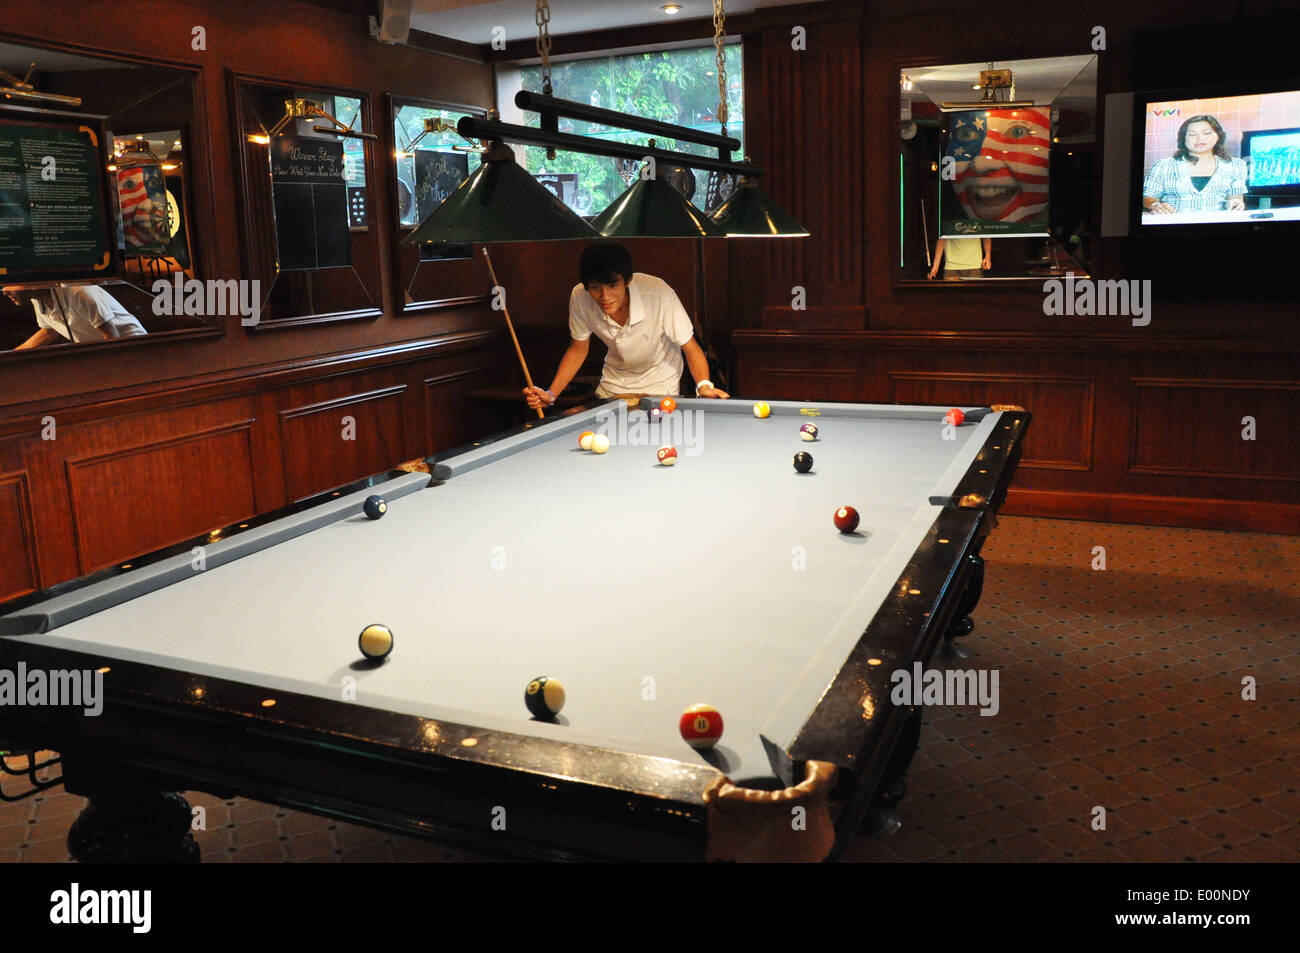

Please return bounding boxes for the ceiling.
[409,0,819,46]
[904,55,1095,111]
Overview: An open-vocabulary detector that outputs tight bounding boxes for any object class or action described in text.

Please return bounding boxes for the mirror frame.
[385,93,490,315]
[228,70,383,330]
[892,46,1104,291]
[0,31,220,360]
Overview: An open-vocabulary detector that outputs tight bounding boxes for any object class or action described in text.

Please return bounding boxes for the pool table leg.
[942,552,986,656]
[63,759,199,863]
[861,706,924,836]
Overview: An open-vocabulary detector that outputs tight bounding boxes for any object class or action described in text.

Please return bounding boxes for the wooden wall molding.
[0,331,501,438]
[732,329,1300,355]
[1009,488,1300,536]
[278,386,409,502]
[1129,378,1300,481]
[64,421,258,574]
[0,470,40,602]
[760,367,860,402]
[888,370,1095,472]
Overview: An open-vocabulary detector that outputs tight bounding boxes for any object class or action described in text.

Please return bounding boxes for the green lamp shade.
[710,183,809,237]
[591,176,723,238]
[404,153,598,244]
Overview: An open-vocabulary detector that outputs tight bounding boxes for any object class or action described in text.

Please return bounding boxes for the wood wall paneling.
[424,364,514,451]
[278,386,408,502]
[0,470,40,602]
[888,371,1095,471]
[64,423,259,574]
[1130,380,1300,484]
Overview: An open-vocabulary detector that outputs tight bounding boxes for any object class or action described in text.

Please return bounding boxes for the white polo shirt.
[568,273,694,396]
[31,285,147,343]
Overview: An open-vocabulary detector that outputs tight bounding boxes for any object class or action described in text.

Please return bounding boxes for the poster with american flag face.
[116,165,171,255]
[940,107,1051,237]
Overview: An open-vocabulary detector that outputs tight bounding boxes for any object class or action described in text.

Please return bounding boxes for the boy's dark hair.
[579,241,633,286]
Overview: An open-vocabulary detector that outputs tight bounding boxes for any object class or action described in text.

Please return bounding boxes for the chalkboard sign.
[413,149,469,225]
[0,108,117,282]
[269,136,349,271]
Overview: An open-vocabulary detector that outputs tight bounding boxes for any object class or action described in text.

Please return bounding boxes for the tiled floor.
[3,516,1296,862]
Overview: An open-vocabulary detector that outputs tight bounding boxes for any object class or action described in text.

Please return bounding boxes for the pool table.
[0,398,1029,862]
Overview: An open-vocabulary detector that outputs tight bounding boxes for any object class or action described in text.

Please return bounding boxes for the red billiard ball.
[834,506,860,534]
[944,408,965,427]
[680,703,724,749]
[657,445,678,466]
[660,397,677,414]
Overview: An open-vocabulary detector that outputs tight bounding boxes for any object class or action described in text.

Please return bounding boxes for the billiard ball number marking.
[680,703,723,749]
[525,676,566,720]
[834,506,860,534]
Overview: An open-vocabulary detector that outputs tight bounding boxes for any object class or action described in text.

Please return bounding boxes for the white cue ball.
[590,433,610,454]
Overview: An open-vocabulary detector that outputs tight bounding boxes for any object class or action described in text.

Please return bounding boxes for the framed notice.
[0,107,118,282]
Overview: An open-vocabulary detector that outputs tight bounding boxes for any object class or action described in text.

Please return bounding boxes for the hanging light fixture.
[705,0,806,237]
[591,142,723,238]
[404,1,597,245]
[403,135,597,244]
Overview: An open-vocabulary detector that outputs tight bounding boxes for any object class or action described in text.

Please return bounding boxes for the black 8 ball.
[363,495,387,519]
[793,451,814,474]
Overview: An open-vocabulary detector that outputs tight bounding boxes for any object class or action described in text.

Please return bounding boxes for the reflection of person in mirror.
[1142,115,1246,214]
[5,284,147,349]
[522,241,728,409]
[947,108,1051,223]
[929,237,992,279]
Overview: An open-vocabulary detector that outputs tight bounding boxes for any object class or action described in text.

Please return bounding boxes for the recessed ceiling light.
[662,4,682,13]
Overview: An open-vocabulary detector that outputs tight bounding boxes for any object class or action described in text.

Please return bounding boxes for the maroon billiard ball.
[834,505,860,534]
[679,703,724,749]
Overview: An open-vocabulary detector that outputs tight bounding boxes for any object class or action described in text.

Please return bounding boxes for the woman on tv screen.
[1142,115,1247,214]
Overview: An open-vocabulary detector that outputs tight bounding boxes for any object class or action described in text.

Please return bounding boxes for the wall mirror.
[232,75,380,327]
[0,39,212,354]
[897,54,1097,285]
[388,95,485,313]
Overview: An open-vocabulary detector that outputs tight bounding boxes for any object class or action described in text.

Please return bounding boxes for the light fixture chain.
[713,0,727,136]
[536,0,553,95]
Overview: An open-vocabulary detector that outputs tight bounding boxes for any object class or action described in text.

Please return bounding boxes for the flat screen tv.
[1131,83,1300,233]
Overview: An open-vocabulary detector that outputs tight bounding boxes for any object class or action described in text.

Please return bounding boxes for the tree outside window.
[512,44,744,216]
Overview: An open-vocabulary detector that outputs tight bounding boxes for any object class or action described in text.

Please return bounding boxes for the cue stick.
[481,247,545,420]
[921,198,932,269]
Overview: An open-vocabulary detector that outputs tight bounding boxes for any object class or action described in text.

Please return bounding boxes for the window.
[500,44,744,216]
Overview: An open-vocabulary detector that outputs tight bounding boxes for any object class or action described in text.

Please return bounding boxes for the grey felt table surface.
[5,401,999,785]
